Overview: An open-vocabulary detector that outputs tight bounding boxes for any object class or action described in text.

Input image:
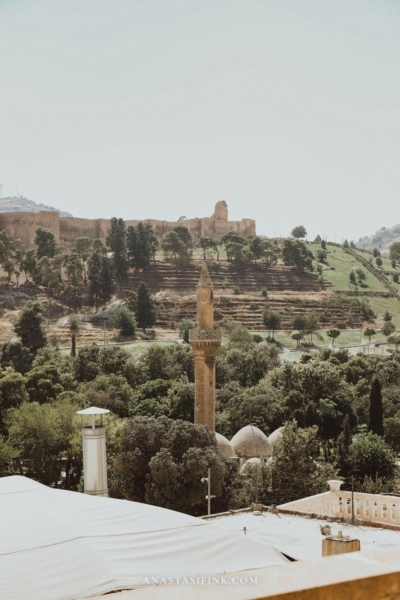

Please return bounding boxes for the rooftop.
[212,510,400,561]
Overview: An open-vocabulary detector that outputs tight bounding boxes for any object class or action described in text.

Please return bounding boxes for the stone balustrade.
[278,480,400,526]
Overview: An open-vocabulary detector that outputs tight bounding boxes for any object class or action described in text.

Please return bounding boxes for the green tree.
[199,236,217,260]
[382,321,396,339]
[178,318,195,343]
[350,431,397,487]
[291,225,307,239]
[25,364,64,404]
[0,371,29,420]
[389,242,400,261]
[162,231,187,263]
[64,251,83,291]
[87,251,102,309]
[291,330,304,347]
[355,268,367,284]
[0,340,32,374]
[98,255,116,307]
[2,257,15,285]
[68,313,80,341]
[383,310,392,322]
[110,305,136,336]
[80,374,135,417]
[34,227,56,259]
[258,421,334,505]
[6,399,79,487]
[349,270,357,286]
[14,300,47,354]
[20,249,37,282]
[136,282,156,331]
[173,225,193,248]
[263,310,281,339]
[383,417,400,453]
[376,256,383,267]
[368,378,384,436]
[147,422,226,515]
[282,239,313,272]
[326,328,340,346]
[292,314,308,333]
[364,326,377,344]
[305,312,320,343]
[107,217,128,283]
[373,247,380,258]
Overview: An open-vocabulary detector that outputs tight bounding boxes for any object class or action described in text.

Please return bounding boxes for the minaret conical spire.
[198,261,212,287]
[197,262,213,329]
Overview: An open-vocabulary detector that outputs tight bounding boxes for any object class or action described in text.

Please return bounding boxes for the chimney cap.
[76,406,110,415]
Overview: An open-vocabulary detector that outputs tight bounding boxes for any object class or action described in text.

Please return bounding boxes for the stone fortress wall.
[0,201,256,249]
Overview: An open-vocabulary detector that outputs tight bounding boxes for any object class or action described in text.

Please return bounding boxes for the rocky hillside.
[357,224,400,254]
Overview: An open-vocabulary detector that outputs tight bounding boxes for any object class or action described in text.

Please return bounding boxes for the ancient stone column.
[189,263,221,432]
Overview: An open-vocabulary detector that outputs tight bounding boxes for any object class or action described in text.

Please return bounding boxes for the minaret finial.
[198,261,212,286]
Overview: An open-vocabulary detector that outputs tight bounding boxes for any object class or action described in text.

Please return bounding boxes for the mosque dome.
[268,427,284,449]
[230,425,272,459]
[240,457,261,475]
[215,432,236,460]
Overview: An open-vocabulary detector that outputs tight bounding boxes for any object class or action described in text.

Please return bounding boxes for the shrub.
[261,286,268,297]
[109,305,136,336]
[178,318,195,343]
[232,285,241,295]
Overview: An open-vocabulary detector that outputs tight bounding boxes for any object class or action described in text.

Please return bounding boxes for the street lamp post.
[201,468,216,516]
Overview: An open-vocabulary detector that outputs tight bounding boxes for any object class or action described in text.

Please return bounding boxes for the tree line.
[1,311,399,513]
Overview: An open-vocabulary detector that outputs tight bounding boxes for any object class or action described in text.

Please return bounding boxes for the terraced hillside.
[155,293,366,330]
[123,258,329,295]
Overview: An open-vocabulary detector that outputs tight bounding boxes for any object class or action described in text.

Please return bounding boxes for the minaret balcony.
[189,328,222,342]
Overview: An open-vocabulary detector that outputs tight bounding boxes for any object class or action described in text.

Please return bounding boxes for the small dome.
[231,425,271,459]
[240,457,261,474]
[268,427,284,448]
[215,432,236,460]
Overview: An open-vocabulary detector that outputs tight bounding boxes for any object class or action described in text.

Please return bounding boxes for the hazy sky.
[1,0,400,241]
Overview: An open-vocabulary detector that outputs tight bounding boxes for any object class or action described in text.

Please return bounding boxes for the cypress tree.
[71,334,76,357]
[368,378,384,436]
[107,217,128,283]
[136,282,156,331]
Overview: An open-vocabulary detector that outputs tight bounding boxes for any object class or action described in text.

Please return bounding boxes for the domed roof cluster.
[230,425,272,460]
[240,457,261,474]
[215,426,285,472]
[215,433,236,460]
[268,427,284,449]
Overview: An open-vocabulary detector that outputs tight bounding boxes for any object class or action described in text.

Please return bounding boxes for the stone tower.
[189,263,222,431]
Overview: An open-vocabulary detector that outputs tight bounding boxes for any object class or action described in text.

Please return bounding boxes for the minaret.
[189,263,221,431]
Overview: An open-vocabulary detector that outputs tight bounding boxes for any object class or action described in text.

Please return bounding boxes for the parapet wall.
[0,201,256,249]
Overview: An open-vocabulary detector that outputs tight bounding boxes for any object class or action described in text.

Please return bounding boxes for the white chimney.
[76,406,110,497]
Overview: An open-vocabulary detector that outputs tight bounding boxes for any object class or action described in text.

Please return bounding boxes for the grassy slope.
[305,243,387,292]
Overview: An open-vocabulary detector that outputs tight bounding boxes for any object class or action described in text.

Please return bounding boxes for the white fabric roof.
[0,476,287,600]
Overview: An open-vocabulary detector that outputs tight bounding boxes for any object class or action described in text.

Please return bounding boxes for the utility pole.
[201,468,215,516]
[272,467,276,508]
[351,475,354,523]
[255,465,259,505]
[103,319,106,346]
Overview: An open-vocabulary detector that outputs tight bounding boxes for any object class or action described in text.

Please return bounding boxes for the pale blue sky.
[1,0,400,241]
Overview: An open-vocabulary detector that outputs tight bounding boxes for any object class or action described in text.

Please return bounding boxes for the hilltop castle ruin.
[0,200,255,249]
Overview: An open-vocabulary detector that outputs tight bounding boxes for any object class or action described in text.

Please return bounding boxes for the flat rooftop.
[212,511,400,561]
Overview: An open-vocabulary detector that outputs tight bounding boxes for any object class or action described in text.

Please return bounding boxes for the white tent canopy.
[0,476,287,600]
